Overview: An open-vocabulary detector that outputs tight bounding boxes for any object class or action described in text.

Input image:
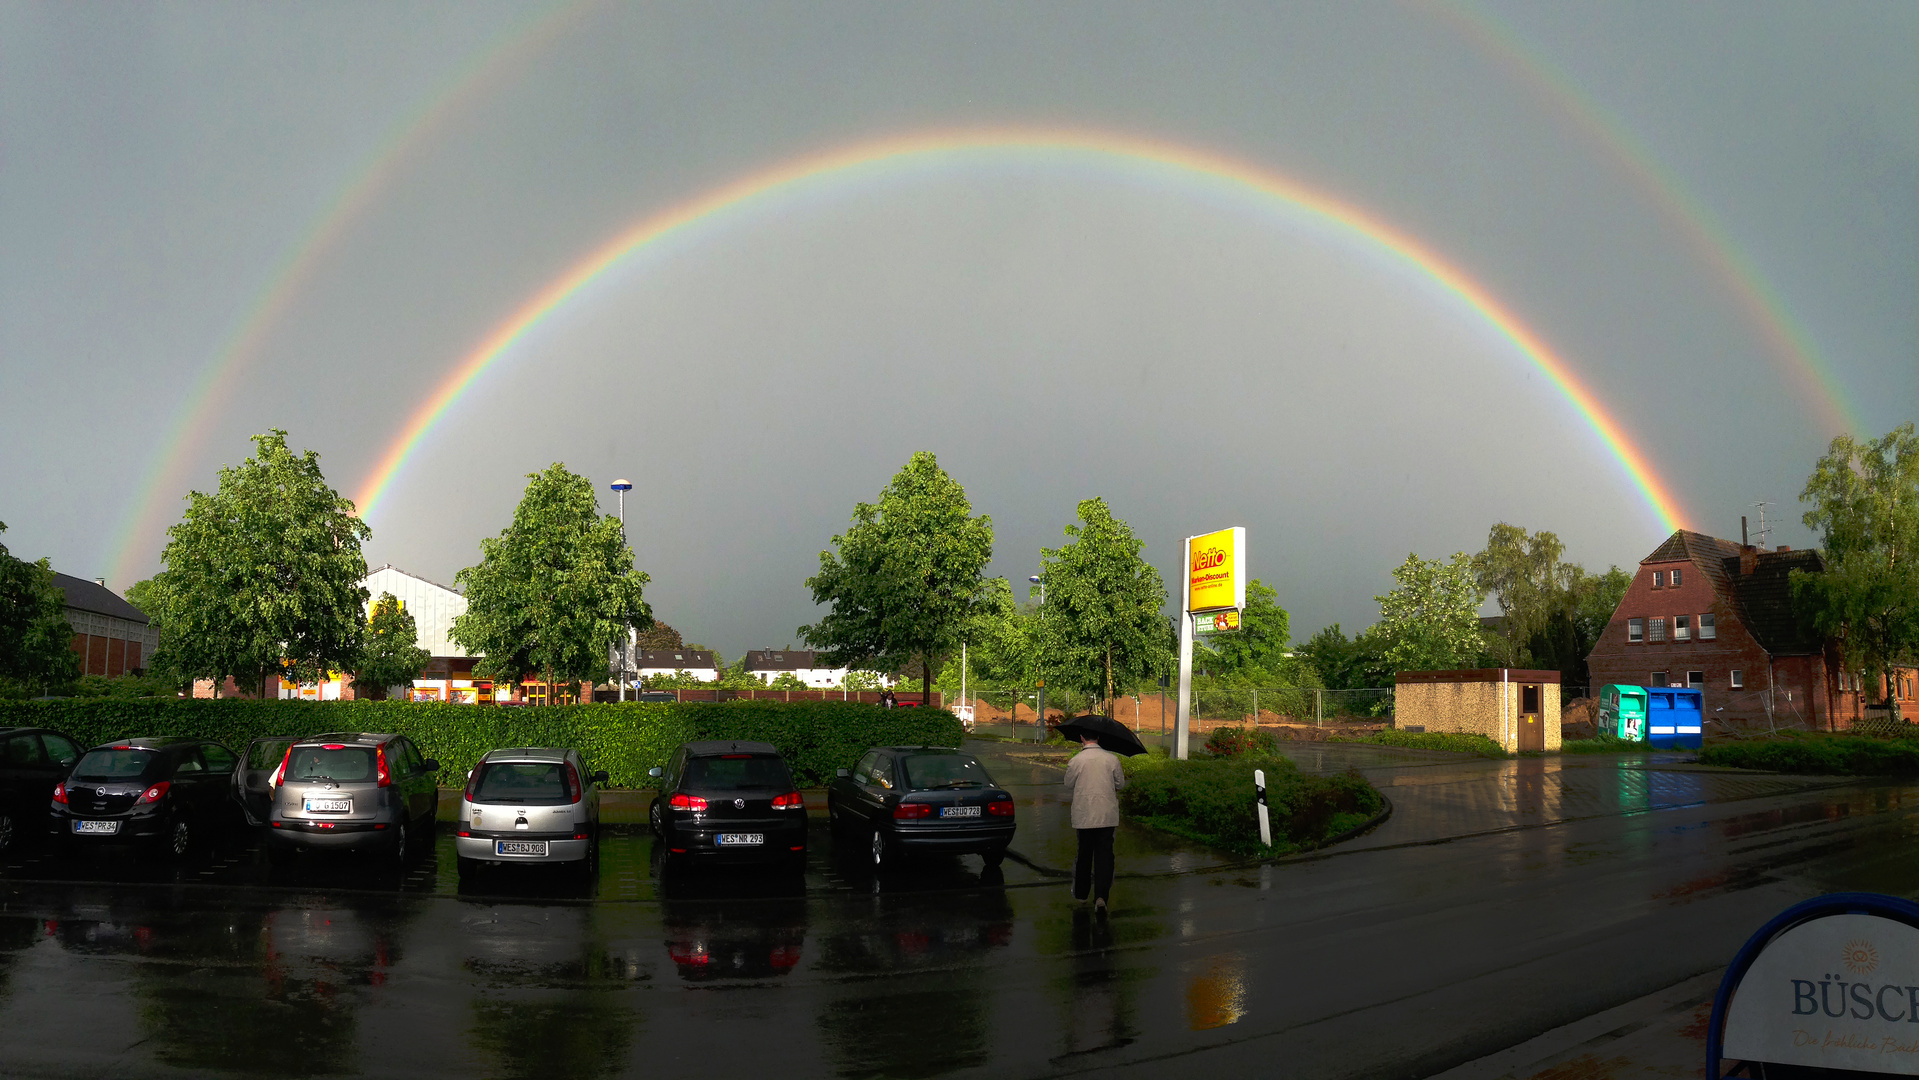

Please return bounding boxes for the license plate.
[73,820,119,835]
[940,806,981,818]
[716,833,763,846]
[305,798,351,813]
[495,840,549,856]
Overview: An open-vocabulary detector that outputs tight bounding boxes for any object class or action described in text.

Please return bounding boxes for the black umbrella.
[1055,714,1149,757]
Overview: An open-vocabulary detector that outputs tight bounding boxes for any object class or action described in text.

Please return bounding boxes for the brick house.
[56,573,157,677]
[1586,530,1913,731]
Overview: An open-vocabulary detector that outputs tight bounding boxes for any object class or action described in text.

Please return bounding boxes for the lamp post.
[611,479,633,702]
[1029,574,1044,743]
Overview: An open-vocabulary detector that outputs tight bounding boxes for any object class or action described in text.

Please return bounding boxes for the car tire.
[165,818,191,860]
[0,812,14,855]
[390,818,409,866]
[982,845,1007,868]
[869,825,891,868]
[455,855,476,884]
[648,800,663,837]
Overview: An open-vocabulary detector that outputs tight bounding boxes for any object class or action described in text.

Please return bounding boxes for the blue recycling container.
[1646,687,1703,749]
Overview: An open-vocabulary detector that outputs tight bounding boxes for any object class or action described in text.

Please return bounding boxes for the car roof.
[90,736,197,752]
[881,745,969,754]
[479,747,570,762]
[680,740,781,756]
[291,732,394,746]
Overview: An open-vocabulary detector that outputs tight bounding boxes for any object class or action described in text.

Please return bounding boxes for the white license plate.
[716,833,763,846]
[495,840,549,856]
[940,806,982,818]
[73,820,119,835]
[305,798,351,813]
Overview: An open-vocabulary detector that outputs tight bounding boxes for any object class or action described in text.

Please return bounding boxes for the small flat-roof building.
[1394,669,1562,753]
[55,574,157,677]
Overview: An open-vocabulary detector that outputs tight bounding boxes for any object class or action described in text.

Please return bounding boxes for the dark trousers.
[1073,826,1116,902]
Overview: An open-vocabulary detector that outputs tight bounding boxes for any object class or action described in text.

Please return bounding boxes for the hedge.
[1698,736,1919,776]
[1120,753,1383,856]
[1331,729,1507,757]
[0,699,963,789]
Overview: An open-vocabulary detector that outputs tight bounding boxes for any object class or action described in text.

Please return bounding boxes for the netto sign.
[1188,527,1245,614]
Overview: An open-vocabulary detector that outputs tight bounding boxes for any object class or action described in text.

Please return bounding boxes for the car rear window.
[471,762,573,805]
[287,746,375,782]
[682,754,792,792]
[900,753,992,790]
[72,749,159,781]
[247,738,294,770]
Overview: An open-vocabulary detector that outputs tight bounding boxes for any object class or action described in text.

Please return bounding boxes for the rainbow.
[351,129,1690,533]
[1429,0,1860,436]
[107,0,598,588]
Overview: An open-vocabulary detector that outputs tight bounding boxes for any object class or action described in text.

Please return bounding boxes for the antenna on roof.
[1751,502,1773,549]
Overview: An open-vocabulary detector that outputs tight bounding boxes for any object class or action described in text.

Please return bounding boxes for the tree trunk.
[1104,646,1114,718]
[921,650,932,710]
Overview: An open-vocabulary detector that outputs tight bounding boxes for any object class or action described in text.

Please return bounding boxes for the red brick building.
[1586,530,1912,732]
[56,573,158,677]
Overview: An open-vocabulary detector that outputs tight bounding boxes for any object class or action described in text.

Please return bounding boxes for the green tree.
[453,463,652,697]
[150,430,369,697]
[800,452,996,706]
[633,621,682,650]
[1034,498,1174,714]
[839,669,884,692]
[1197,579,1291,678]
[354,592,429,699]
[0,521,80,697]
[1375,552,1487,672]
[1470,523,1631,689]
[1793,423,1919,724]
[765,671,809,691]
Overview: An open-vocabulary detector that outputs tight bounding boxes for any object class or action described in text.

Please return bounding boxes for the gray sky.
[3,1,1914,658]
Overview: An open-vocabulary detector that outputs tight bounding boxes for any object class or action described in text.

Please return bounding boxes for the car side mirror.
[647,767,663,779]
[592,770,609,784]
[836,768,850,778]
[421,759,439,772]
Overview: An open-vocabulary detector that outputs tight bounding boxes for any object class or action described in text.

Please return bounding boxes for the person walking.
[1061,731,1126,910]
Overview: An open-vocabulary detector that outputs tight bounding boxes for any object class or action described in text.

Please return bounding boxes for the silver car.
[455,748,604,879]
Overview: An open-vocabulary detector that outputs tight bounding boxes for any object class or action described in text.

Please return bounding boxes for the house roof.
[1720,548,1826,656]
[634,648,716,669]
[51,573,149,623]
[744,650,823,671]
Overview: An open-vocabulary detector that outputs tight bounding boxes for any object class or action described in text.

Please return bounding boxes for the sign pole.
[1176,534,1194,761]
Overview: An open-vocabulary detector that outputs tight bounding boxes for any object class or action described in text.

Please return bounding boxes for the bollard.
[1254,768,1272,848]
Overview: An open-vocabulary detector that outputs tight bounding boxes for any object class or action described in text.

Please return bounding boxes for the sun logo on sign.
[1842,940,1880,976]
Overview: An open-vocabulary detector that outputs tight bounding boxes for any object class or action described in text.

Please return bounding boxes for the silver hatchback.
[455,748,604,878]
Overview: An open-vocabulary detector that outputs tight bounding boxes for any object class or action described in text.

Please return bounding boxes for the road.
[0,740,1908,1079]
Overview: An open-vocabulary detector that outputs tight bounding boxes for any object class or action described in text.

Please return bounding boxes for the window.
[1671,568,1683,587]
[1651,671,1669,687]
[1675,615,1691,642]
[1699,613,1716,640]
[1687,671,1705,688]
[1652,571,1664,588]
[1649,618,1667,643]
[2,734,46,767]
[201,744,236,772]
[41,733,78,767]
[1628,618,1645,643]
[1731,670,1744,689]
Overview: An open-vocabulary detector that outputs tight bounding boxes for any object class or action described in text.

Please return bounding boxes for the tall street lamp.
[1029,574,1044,742]
[611,479,633,702]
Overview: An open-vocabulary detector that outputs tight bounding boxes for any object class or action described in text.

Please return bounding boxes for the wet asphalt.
[0,739,1911,1079]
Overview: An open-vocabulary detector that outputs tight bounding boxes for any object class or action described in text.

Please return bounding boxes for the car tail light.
[270,746,292,788]
[375,746,392,787]
[987,796,1015,817]
[52,782,67,805]
[893,802,932,819]
[463,769,481,803]
[668,793,707,811]
[565,763,583,804]
[572,831,589,840]
[771,791,804,810]
[138,781,170,804]
[321,744,346,750]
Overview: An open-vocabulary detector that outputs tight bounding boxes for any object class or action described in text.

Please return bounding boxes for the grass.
[1120,750,1384,857]
[1698,733,1919,775]
[1561,734,1656,754]
[1330,729,1507,758]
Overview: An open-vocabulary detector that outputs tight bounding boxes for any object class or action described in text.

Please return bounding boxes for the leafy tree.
[633,621,683,650]
[1296,623,1389,691]
[1793,423,1919,724]
[453,463,652,697]
[150,431,369,697]
[0,521,80,697]
[840,669,884,692]
[1197,579,1291,678]
[765,671,809,691]
[1375,552,1487,672]
[354,592,429,699]
[1033,498,1174,714]
[641,669,712,690]
[800,452,995,707]
[1470,523,1631,689]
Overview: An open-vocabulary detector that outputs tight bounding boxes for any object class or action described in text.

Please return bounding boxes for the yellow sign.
[1188,527,1245,613]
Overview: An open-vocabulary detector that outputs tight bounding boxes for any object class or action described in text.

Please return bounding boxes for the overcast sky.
[3,1,1913,658]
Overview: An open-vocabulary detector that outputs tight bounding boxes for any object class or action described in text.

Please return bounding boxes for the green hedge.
[0,699,963,789]
[1120,753,1383,856]
[1331,729,1507,757]
[1698,736,1919,776]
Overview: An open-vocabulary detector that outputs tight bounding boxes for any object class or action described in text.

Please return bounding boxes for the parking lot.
[0,741,1911,1079]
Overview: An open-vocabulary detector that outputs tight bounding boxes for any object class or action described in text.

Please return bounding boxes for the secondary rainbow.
[353,129,1690,533]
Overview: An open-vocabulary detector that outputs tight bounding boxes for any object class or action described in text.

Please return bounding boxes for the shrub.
[0,698,962,789]
[1119,753,1382,856]
[1204,726,1279,757]
[1698,736,1919,776]
[1332,729,1506,757]
[1561,734,1652,754]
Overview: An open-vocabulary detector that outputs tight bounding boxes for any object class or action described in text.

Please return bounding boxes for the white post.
[1176,534,1195,760]
[1254,768,1272,847]
[961,641,967,712]
[1501,668,1510,753]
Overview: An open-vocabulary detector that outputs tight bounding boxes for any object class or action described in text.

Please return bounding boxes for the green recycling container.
[1598,684,1648,741]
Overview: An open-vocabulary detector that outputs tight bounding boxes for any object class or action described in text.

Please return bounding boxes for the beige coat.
[1061,745,1127,829]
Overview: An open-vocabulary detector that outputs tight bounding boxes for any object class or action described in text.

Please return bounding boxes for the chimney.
[1741,516,1749,548]
[1777,545,1791,553]
[93,577,106,588]
[1740,549,1758,575]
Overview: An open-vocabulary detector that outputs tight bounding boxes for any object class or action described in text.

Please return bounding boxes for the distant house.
[629,648,720,684]
[1585,529,1916,730]
[279,565,488,703]
[741,649,883,688]
[55,574,157,677]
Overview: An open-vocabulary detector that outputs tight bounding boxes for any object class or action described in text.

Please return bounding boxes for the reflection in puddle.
[1186,952,1247,1030]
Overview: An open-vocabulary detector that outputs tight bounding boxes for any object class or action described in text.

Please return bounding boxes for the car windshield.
[472,762,572,805]
[682,754,792,792]
[901,753,992,789]
[72,749,159,782]
[287,746,374,782]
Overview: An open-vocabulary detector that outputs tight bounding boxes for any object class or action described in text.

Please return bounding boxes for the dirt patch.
[1562,696,1600,740]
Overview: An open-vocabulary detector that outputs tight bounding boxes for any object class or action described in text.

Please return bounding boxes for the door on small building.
[1518,683,1544,752]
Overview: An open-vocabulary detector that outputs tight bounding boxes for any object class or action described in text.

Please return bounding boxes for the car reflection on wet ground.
[1,740,1917,1078]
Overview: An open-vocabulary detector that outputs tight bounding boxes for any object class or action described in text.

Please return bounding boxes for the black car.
[0,726,81,855]
[827,746,1015,868]
[50,737,243,858]
[648,741,807,870]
